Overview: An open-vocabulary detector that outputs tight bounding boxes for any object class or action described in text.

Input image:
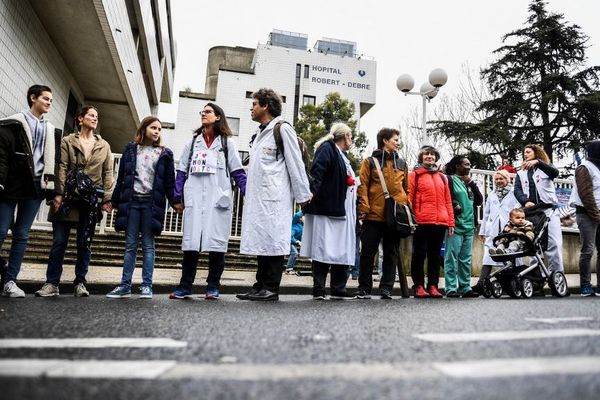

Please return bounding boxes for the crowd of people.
[0,84,599,300]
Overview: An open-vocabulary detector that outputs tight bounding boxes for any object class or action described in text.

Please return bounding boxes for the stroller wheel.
[481,280,493,298]
[491,280,503,298]
[507,279,522,298]
[521,278,534,298]
[549,271,569,297]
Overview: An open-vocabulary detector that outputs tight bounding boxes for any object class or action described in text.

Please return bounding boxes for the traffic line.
[0,359,176,379]
[434,356,600,378]
[414,328,600,343]
[1,357,600,380]
[525,317,594,324]
[0,338,187,349]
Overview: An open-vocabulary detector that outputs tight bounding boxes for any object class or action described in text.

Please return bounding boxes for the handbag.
[372,157,417,237]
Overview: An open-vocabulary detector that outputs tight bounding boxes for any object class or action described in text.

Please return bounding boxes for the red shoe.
[414,285,430,298]
[428,285,443,298]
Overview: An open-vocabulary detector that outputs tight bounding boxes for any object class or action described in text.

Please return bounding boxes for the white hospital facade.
[163,30,376,160]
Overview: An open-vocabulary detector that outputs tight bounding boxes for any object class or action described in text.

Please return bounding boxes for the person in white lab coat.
[473,169,519,294]
[301,123,356,300]
[169,103,246,300]
[236,88,311,301]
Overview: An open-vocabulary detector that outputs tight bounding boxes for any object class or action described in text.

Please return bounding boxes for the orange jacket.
[357,150,409,222]
[408,166,454,227]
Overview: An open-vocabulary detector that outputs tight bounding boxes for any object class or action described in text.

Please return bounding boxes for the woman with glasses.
[169,103,246,300]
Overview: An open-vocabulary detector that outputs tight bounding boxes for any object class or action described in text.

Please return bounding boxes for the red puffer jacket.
[409,166,454,227]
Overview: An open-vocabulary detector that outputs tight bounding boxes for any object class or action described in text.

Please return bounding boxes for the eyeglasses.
[199,110,214,116]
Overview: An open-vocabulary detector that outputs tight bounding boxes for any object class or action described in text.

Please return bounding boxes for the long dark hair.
[194,102,232,137]
[445,155,468,175]
[134,116,162,147]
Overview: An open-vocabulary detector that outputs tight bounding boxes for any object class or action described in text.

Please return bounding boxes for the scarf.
[495,184,512,202]
[417,163,438,173]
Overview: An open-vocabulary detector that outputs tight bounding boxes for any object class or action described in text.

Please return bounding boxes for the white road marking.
[0,338,187,349]
[1,357,599,380]
[525,317,594,324]
[414,329,600,343]
[0,359,176,379]
[434,356,600,379]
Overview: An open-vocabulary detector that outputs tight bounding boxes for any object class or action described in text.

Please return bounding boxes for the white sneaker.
[35,283,59,297]
[74,283,90,297]
[2,281,25,298]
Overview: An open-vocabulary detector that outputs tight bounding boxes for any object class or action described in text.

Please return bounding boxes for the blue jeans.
[0,197,43,283]
[286,243,298,269]
[120,196,155,289]
[46,209,96,285]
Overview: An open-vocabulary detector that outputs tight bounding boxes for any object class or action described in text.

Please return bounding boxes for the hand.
[448,227,455,236]
[524,201,535,208]
[358,212,367,221]
[521,159,539,170]
[101,202,112,213]
[52,195,63,213]
[173,203,185,214]
[478,235,486,242]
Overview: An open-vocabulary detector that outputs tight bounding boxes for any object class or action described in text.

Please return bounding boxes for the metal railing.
[30,161,576,236]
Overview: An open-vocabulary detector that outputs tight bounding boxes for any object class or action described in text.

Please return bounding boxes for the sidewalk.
[12,263,583,296]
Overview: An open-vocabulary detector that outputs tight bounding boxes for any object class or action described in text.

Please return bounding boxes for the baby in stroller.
[489,208,534,255]
[480,205,569,298]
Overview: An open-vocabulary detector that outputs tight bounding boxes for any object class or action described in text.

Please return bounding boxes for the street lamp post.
[396,68,448,146]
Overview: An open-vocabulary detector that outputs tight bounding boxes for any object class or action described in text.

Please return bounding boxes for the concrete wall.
[0,0,78,130]
[399,232,594,276]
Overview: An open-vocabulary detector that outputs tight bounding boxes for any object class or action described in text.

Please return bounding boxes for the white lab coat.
[179,134,243,252]
[240,117,312,255]
[479,188,520,266]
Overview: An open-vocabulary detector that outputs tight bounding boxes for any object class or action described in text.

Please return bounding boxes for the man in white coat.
[237,88,312,301]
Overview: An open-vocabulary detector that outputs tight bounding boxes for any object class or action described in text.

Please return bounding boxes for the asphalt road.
[1,295,599,399]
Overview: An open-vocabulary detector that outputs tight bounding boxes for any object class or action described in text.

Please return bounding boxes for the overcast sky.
[159,0,600,148]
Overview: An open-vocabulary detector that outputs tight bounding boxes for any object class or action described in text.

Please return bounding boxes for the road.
[1,295,599,399]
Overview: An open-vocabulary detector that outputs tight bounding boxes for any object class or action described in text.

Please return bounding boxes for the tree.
[430,0,600,164]
[295,92,368,172]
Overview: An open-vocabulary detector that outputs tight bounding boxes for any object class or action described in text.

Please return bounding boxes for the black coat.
[111,142,175,235]
[0,118,41,199]
[303,140,348,217]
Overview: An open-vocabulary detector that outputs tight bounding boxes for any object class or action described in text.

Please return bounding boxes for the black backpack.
[273,120,311,180]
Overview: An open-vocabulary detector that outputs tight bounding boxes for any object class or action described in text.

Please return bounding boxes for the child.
[106,116,175,299]
[285,211,304,274]
[489,208,534,255]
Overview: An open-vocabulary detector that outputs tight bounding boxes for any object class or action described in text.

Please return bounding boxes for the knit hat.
[494,169,511,181]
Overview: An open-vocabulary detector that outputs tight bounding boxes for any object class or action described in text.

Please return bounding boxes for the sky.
[159,0,600,151]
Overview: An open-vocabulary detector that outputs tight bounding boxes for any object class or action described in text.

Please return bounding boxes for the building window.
[281,95,286,103]
[303,95,316,106]
[227,117,240,136]
[245,91,253,98]
[304,65,309,78]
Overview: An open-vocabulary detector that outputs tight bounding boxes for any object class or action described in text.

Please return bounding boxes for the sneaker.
[35,283,59,297]
[353,290,371,299]
[205,289,219,300]
[139,286,153,299]
[414,285,430,298]
[285,268,295,274]
[428,285,443,298]
[488,248,497,255]
[106,285,131,298]
[462,290,480,298]
[495,248,506,255]
[313,294,326,300]
[380,290,392,300]
[581,285,597,297]
[169,288,193,299]
[445,291,460,298]
[330,291,355,300]
[74,283,90,297]
[2,281,25,298]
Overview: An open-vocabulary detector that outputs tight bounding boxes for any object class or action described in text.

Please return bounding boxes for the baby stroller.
[481,205,569,299]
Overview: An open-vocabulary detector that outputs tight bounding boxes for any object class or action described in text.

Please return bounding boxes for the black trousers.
[312,260,349,296]
[178,251,225,291]
[358,220,400,293]
[253,255,285,293]
[410,224,446,288]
